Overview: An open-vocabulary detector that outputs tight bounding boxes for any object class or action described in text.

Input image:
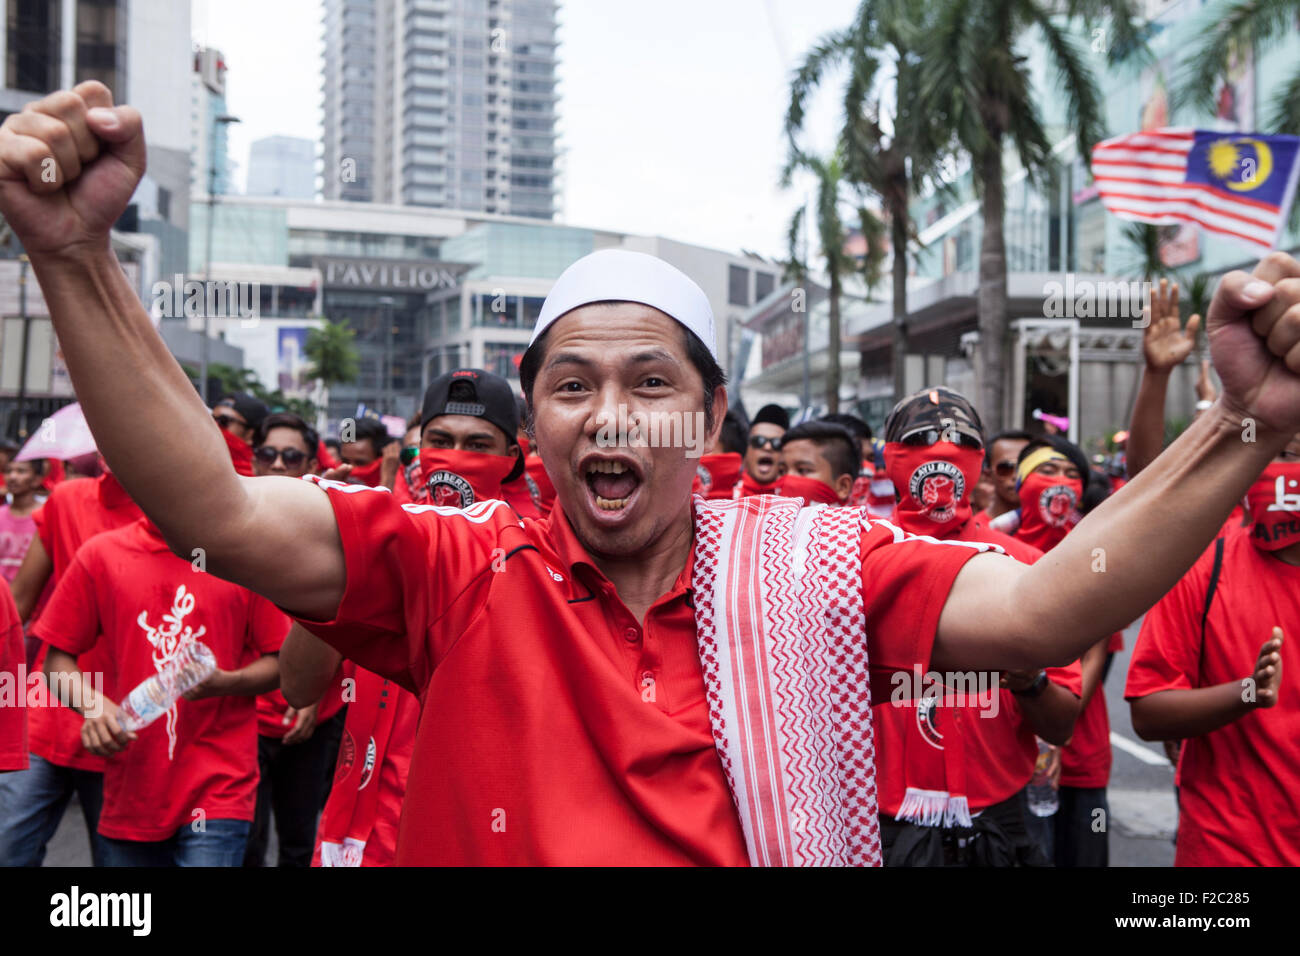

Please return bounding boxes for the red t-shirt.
[291,479,985,865]
[35,519,288,841]
[0,585,27,772]
[874,518,1082,814]
[1056,629,1122,789]
[1126,531,1300,865]
[1059,672,1113,788]
[28,473,142,772]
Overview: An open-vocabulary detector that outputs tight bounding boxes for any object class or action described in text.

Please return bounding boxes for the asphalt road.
[1105,616,1179,866]
[35,618,1178,867]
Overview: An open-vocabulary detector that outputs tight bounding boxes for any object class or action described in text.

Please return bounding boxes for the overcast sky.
[191,0,858,261]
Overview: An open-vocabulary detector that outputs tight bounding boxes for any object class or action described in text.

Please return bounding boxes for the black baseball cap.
[884,386,985,447]
[751,403,790,431]
[421,368,524,481]
[216,392,269,432]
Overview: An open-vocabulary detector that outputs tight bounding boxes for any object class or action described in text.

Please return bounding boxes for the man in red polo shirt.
[875,388,1082,865]
[39,516,287,865]
[8,84,1300,864]
[1126,434,1300,866]
[0,461,140,866]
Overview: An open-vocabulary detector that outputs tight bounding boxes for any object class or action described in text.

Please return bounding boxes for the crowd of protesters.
[1,288,1294,867]
[0,82,1298,868]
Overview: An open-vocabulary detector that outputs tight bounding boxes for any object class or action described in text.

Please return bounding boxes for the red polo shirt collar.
[541,503,696,605]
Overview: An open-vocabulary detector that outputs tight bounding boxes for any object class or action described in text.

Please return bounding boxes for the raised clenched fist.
[1207,253,1300,438]
[0,81,146,256]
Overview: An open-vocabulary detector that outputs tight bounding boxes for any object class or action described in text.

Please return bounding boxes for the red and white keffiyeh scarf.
[691,494,880,866]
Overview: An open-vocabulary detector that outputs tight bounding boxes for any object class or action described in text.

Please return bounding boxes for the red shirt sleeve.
[289,478,516,691]
[30,497,52,553]
[31,550,102,658]
[1125,561,1207,699]
[861,519,995,687]
[1046,659,1084,697]
[249,600,291,656]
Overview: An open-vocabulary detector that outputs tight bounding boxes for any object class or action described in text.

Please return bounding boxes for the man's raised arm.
[935,256,1300,672]
[0,83,344,620]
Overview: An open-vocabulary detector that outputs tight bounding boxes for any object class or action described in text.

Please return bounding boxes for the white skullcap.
[530,249,716,359]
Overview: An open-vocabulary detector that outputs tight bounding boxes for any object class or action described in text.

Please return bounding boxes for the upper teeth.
[590,461,628,474]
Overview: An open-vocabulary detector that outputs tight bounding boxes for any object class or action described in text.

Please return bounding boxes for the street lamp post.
[200,112,240,403]
[377,296,397,415]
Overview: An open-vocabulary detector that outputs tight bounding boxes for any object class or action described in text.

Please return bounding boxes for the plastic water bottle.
[1026,738,1059,817]
[119,641,217,731]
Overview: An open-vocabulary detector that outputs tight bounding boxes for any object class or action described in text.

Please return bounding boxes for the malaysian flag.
[1091,128,1300,253]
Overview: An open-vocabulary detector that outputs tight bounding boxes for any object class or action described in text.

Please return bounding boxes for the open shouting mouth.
[581,455,644,514]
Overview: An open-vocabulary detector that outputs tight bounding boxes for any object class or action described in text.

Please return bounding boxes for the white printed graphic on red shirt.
[135,584,207,760]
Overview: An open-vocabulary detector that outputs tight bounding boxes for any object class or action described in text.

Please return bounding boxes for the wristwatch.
[1011,670,1049,699]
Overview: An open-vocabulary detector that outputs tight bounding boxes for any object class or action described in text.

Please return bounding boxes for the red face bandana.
[739,470,780,497]
[416,447,516,508]
[777,473,842,506]
[693,452,743,500]
[884,441,984,537]
[1016,470,1083,552]
[1245,462,1300,551]
[346,457,385,487]
[221,427,254,477]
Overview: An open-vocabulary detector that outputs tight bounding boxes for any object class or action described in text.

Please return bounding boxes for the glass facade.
[74,0,121,91]
[288,229,442,261]
[188,205,291,270]
[6,0,61,93]
[326,0,557,216]
[440,222,593,279]
[483,341,525,381]
[468,292,544,329]
[320,289,426,421]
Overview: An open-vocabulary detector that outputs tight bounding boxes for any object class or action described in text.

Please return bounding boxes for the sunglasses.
[254,445,308,467]
[899,427,983,451]
[214,413,247,432]
[400,445,419,466]
[748,435,782,452]
[994,460,1018,477]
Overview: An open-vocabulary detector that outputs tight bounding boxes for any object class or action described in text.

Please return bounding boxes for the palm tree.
[780,151,864,414]
[786,0,951,402]
[1122,222,1173,282]
[1182,0,1300,135]
[783,205,813,411]
[920,0,1143,432]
